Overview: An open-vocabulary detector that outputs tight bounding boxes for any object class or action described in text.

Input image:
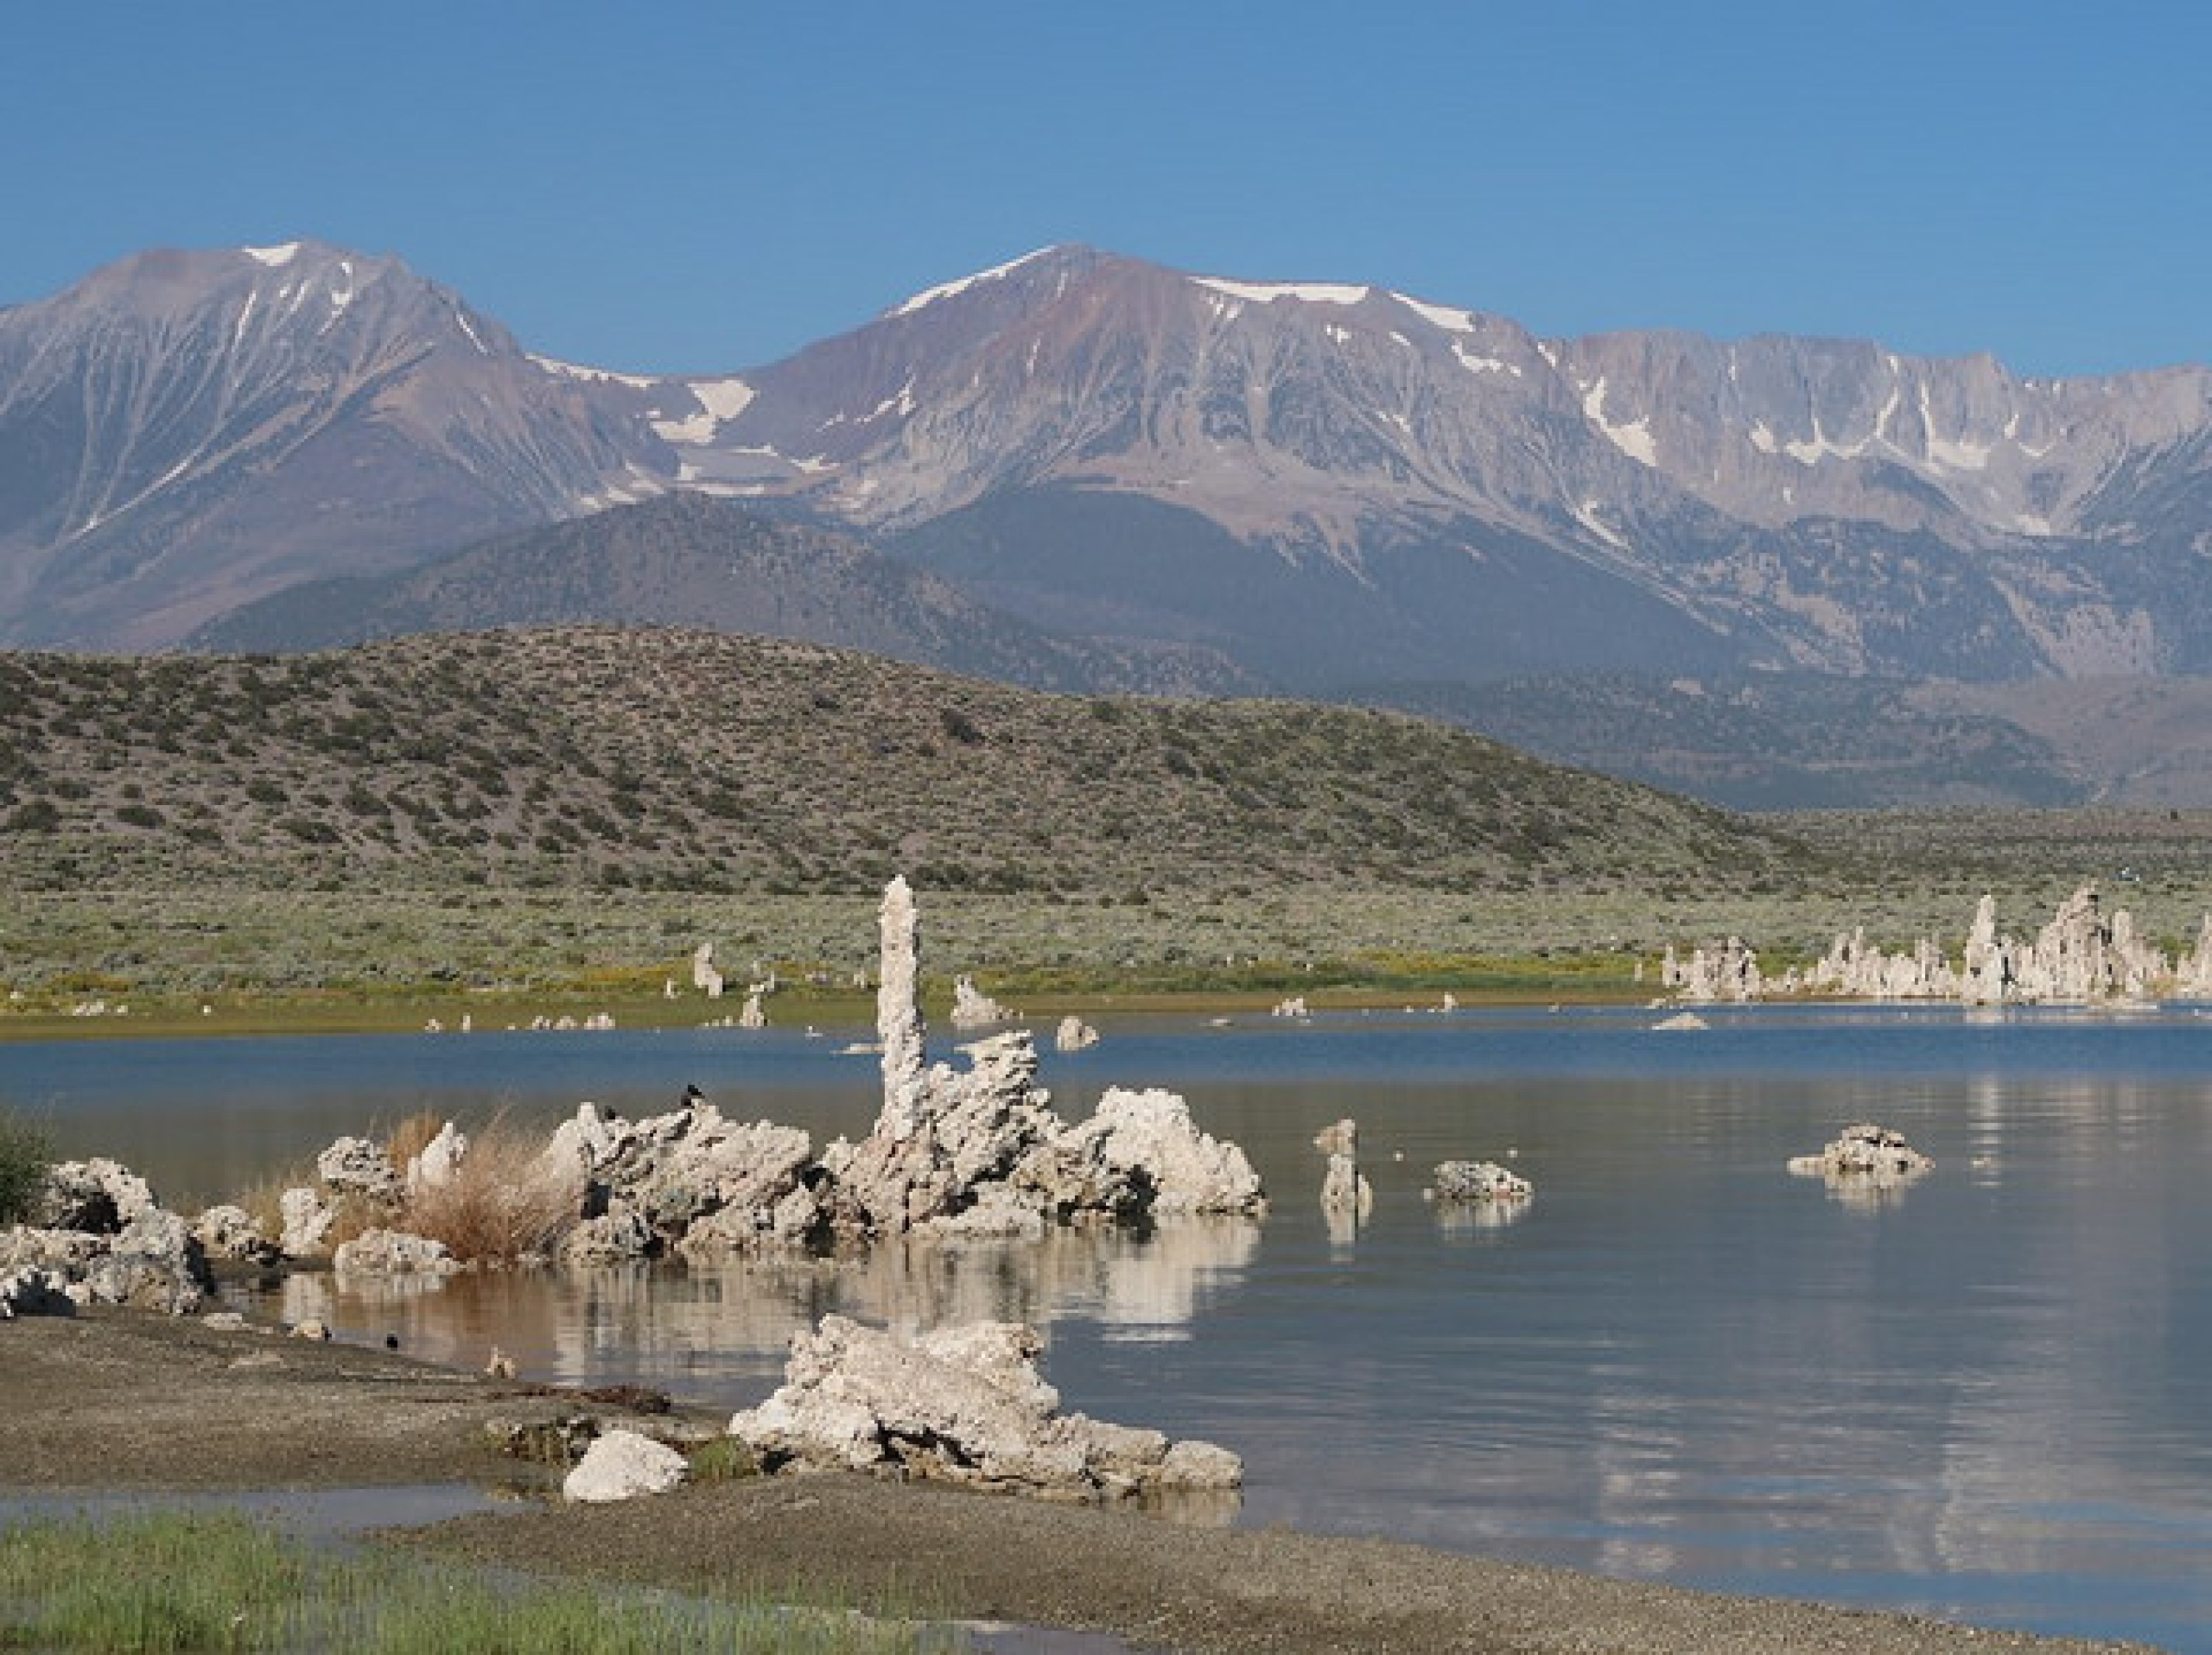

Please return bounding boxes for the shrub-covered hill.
[0,626,1818,896]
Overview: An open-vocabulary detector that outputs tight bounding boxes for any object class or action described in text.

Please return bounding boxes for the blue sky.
[8,1,2207,378]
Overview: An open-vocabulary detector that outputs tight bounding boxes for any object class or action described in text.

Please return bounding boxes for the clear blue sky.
[7,1,2207,379]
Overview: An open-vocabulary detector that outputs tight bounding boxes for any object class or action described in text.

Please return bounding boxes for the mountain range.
[9,239,2212,804]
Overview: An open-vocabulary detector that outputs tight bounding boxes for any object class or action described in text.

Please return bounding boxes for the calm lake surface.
[6,1005,2209,1651]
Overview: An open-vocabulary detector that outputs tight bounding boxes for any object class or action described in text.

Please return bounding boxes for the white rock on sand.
[729,1314,1242,1500]
[563,1428,689,1503]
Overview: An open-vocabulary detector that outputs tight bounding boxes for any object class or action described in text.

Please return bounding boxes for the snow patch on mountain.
[1579,377,1658,467]
[1452,342,1521,377]
[1394,294,1480,334]
[531,357,657,389]
[1194,276,1372,307]
[243,242,301,268]
[889,248,1058,318]
[653,377,755,445]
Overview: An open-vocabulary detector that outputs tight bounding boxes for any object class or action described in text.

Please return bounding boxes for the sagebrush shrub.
[0,1109,54,1224]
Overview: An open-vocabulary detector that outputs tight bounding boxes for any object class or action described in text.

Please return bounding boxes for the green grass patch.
[0,1507,965,1654]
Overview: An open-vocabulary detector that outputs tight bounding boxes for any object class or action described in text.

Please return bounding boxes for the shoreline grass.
[0,1507,966,1654]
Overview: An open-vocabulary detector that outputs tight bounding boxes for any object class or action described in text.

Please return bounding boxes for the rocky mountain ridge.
[11,240,2212,803]
[0,241,664,648]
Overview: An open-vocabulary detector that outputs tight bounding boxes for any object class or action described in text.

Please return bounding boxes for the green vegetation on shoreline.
[0,1507,962,1654]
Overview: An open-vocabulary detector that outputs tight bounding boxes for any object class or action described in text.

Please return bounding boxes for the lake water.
[5,1005,2208,1652]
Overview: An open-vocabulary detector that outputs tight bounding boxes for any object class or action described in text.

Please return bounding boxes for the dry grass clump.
[230,1168,383,1256]
[399,1118,579,1265]
[380,1109,448,1175]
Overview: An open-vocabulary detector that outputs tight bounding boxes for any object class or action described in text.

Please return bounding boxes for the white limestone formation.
[1270,996,1309,1019]
[541,1090,821,1258]
[1054,1015,1101,1052]
[829,1029,1073,1238]
[1801,928,1960,1000]
[333,1227,462,1278]
[191,1204,274,1263]
[877,876,931,1141]
[1789,1123,1933,1210]
[405,1122,469,1194]
[1661,937,1762,1003]
[559,1206,659,1264]
[1691,885,2208,1007]
[832,879,1267,1241]
[728,1314,1242,1500]
[279,1187,335,1258]
[1312,1118,1373,1229]
[737,990,767,1028]
[1060,1088,1267,1219]
[38,1158,159,1232]
[206,878,1267,1269]
[2174,913,2212,999]
[1,1203,212,1315]
[949,974,1014,1029]
[314,1136,404,1205]
[1428,1160,1533,1204]
[692,942,725,999]
[564,1428,690,1503]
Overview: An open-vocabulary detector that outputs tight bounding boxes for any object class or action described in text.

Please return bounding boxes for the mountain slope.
[186,493,1253,695]
[657,247,2212,687]
[0,242,664,648]
[0,625,1814,899]
[13,240,2212,750]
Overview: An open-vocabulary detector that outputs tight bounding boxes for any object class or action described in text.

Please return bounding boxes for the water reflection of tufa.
[695,1219,1262,1347]
[1811,1171,1925,1215]
[1432,1194,1531,1238]
[281,1217,1265,1387]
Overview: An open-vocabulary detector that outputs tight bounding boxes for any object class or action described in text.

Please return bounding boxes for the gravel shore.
[0,1309,2165,1655]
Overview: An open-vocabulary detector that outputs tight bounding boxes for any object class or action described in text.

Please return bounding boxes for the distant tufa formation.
[1665,885,2212,1006]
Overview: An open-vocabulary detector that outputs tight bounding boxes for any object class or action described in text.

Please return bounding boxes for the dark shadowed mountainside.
[187,494,1253,696]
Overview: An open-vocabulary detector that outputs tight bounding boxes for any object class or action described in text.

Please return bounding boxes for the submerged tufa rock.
[1428,1160,1532,1203]
[1789,1122,1932,1181]
[1312,1118,1373,1231]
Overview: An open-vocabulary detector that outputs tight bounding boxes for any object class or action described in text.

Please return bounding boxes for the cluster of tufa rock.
[1669,885,2212,1007]
[728,1313,1242,1500]
[308,877,1265,1275]
[948,974,1015,1030]
[1427,1160,1533,1204]
[1788,1122,1933,1182]
[1,1157,214,1317]
[1659,935,1762,1003]
[807,878,1265,1244]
